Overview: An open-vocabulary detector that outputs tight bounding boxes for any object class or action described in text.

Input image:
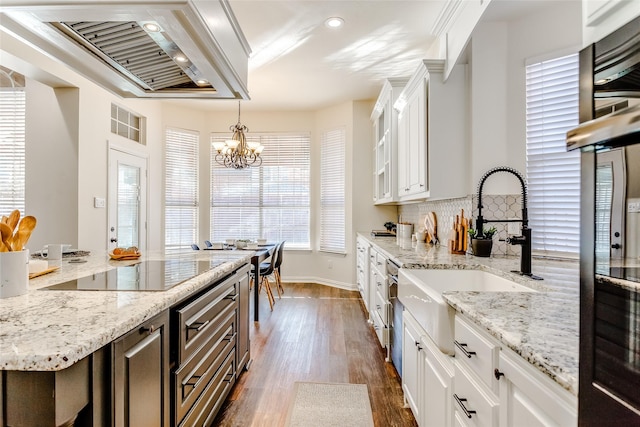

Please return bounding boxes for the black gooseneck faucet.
[475,166,543,280]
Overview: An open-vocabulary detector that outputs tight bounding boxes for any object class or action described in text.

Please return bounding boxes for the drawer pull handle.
[187,320,210,332]
[454,394,476,419]
[139,325,155,335]
[225,294,238,301]
[415,341,422,351]
[454,340,476,358]
[183,375,202,388]
[224,332,237,342]
[494,369,505,380]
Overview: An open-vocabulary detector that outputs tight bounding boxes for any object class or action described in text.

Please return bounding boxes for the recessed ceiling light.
[196,79,208,85]
[142,22,161,32]
[174,54,188,63]
[325,17,344,29]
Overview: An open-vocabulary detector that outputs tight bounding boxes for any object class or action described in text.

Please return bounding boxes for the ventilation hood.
[0,1,250,99]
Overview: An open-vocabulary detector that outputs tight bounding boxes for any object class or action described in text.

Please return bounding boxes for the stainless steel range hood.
[0,0,251,99]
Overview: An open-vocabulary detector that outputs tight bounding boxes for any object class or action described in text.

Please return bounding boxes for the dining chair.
[191,244,200,250]
[204,240,213,248]
[256,243,280,311]
[272,241,285,297]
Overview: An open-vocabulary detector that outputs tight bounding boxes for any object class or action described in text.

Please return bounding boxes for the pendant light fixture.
[213,101,263,169]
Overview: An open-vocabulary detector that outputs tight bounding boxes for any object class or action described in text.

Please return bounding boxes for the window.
[320,128,345,253]
[111,103,145,144]
[525,53,580,255]
[210,133,310,249]
[165,128,199,251]
[0,66,26,216]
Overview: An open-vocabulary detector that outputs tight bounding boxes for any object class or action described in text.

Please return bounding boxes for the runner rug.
[285,382,375,427]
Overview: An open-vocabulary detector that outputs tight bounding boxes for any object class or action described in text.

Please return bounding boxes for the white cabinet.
[582,0,640,45]
[369,247,390,354]
[394,60,468,203]
[397,76,427,198]
[371,79,408,204]
[454,314,577,427]
[403,310,455,427]
[356,236,370,313]
[498,349,577,427]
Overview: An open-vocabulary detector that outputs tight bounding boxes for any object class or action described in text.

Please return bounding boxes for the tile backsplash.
[397,194,522,256]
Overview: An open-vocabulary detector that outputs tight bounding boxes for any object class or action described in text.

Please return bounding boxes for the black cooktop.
[42,260,224,291]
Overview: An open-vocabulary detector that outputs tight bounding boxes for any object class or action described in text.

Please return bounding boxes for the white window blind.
[165,128,199,251]
[320,127,345,253]
[0,70,26,217]
[525,53,580,255]
[210,133,310,249]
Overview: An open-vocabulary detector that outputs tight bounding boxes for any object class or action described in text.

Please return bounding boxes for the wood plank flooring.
[213,282,417,427]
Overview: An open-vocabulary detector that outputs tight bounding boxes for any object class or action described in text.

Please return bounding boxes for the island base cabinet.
[112,310,170,427]
[2,357,90,427]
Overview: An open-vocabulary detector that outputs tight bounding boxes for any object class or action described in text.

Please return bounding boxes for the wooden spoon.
[11,216,37,252]
[0,222,12,252]
[7,209,20,232]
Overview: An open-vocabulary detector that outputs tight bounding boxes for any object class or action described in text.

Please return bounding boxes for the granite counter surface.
[359,233,579,395]
[0,250,252,371]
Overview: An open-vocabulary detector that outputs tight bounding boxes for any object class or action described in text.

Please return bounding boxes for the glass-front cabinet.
[371,79,407,205]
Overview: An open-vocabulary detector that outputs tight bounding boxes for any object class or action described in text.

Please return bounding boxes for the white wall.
[25,80,78,250]
[467,1,582,196]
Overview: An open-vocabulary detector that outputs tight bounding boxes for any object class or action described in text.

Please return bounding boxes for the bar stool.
[257,243,279,311]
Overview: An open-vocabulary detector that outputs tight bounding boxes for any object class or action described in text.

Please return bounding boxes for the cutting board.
[28,266,60,279]
[424,212,438,244]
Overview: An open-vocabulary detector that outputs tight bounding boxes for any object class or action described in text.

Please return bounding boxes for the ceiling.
[173,0,559,112]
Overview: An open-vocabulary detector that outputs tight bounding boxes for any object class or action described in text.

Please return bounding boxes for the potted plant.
[468,227,497,257]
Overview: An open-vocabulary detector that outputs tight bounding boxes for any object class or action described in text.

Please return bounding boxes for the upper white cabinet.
[371,79,408,204]
[394,60,468,203]
[582,0,640,45]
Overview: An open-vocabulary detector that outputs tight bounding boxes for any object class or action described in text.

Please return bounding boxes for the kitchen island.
[0,250,253,426]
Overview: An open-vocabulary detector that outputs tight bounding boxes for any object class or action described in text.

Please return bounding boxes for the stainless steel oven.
[568,16,640,424]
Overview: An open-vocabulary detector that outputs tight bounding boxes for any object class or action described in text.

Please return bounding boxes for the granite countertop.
[0,250,252,372]
[359,233,579,396]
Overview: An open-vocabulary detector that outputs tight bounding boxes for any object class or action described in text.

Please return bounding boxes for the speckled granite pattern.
[0,250,252,371]
[359,233,579,395]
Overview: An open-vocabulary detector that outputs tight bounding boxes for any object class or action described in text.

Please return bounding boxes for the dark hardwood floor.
[213,282,418,427]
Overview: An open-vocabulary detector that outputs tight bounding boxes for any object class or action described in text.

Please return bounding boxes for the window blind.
[210,133,310,249]
[320,128,345,253]
[0,82,26,216]
[525,53,580,255]
[165,127,199,251]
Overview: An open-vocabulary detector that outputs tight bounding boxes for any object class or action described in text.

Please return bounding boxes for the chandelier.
[213,101,264,169]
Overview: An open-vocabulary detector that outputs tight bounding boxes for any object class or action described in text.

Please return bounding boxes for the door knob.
[611,243,621,249]
[110,237,118,243]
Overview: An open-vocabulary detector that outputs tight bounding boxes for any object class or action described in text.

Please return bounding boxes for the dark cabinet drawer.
[178,349,236,427]
[176,275,237,364]
[174,305,236,424]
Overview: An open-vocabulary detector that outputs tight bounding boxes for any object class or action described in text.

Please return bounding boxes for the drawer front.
[374,252,387,271]
[374,289,390,325]
[371,309,389,347]
[174,306,236,424]
[371,269,388,300]
[179,349,236,427]
[453,364,499,427]
[454,316,499,392]
[177,275,237,363]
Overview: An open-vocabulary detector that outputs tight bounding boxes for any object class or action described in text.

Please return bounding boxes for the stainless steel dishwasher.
[387,259,403,377]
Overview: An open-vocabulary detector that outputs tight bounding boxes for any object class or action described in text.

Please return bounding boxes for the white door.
[108,147,148,252]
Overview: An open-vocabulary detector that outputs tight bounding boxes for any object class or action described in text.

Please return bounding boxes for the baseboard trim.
[280,276,357,291]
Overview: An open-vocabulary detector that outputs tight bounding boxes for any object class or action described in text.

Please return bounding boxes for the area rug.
[285,382,375,427]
